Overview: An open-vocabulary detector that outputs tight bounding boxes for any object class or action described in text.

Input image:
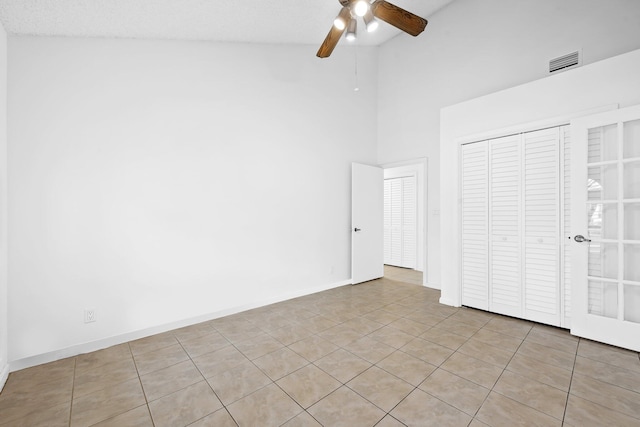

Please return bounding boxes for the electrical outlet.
[84,309,96,323]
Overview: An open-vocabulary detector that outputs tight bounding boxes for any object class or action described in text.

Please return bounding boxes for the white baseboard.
[0,361,8,392]
[424,282,440,290]
[9,279,351,372]
[439,296,460,307]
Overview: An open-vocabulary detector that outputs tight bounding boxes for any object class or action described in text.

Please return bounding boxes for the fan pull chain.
[354,46,359,92]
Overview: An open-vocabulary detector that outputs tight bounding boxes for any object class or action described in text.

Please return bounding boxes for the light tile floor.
[383,265,422,286]
[2,273,640,426]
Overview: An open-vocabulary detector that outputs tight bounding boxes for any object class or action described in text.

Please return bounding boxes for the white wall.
[7,36,379,366]
[0,23,7,387]
[440,48,640,307]
[377,0,640,287]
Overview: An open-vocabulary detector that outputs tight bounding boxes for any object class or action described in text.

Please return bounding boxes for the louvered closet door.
[384,180,392,264]
[384,178,403,266]
[523,127,561,325]
[401,176,417,269]
[489,135,522,317]
[461,142,489,310]
[384,176,417,268]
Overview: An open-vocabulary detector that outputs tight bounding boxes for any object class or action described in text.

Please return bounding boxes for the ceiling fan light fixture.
[363,9,379,32]
[317,0,428,58]
[346,18,357,41]
[353,0,369,17]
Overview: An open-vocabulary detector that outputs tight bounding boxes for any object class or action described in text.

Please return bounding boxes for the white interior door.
[352,162,383,284]
[571,105,640,352]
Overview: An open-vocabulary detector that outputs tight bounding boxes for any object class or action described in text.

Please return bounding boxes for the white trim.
[380,158,427,169]
[456,105,619,146]
[424,282,440,291]
[8,279,351,372]
[439,296,460,307]
[559,125,568,328]
[0,362,8,391]
[384,170,416,180]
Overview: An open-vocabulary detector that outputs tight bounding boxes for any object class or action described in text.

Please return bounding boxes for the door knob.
[354,228,361,232]
[574,235,592,243]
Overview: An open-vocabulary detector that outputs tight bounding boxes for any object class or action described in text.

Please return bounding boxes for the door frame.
[381,158,428,287]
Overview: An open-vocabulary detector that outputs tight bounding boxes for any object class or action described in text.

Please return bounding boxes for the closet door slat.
[461,142,489,310]
[401,176,417,269]
[490,134,522,317]
[523,127,561,325]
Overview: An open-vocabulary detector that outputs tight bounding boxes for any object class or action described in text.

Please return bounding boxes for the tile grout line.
[219,279,416,425]
[125,342,157,427]
[341,295,463,426]
[480,321,575,424]
[68,357,77,427]
[476,321,533,421]
[210,315,348,425]
[561,337,580,426]
[563,339,640,423]
[431,314,497,424]
[291,277,427,426]
[181,328,245,426]
[174,334,226,427]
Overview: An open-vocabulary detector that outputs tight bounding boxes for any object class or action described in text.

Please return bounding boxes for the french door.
[571,105,640,351]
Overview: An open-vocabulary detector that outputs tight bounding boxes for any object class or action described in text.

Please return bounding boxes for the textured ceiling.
[0,0,453,47]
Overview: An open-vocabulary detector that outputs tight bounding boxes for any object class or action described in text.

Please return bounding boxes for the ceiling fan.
[317,0,428,58]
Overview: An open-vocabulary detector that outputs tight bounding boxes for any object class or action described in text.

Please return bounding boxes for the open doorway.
[381,159,427,286]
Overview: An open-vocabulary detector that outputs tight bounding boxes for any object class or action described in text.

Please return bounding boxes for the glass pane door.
[571,105,640,352]
[586,120,640,322]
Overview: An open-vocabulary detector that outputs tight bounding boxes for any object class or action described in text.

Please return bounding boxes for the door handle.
[574,235,592,243]
[354,228,361,232]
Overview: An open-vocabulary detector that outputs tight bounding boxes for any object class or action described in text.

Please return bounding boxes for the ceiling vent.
[549,50,581,74]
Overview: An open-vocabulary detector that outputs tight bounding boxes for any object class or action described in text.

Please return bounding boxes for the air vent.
[549,50,581,73]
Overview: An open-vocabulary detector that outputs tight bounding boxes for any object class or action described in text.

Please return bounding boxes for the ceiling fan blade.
[371,0,428,37]
[317,6,351,58]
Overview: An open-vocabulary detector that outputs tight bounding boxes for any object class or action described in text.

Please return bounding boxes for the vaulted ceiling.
[0,0,453,47]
